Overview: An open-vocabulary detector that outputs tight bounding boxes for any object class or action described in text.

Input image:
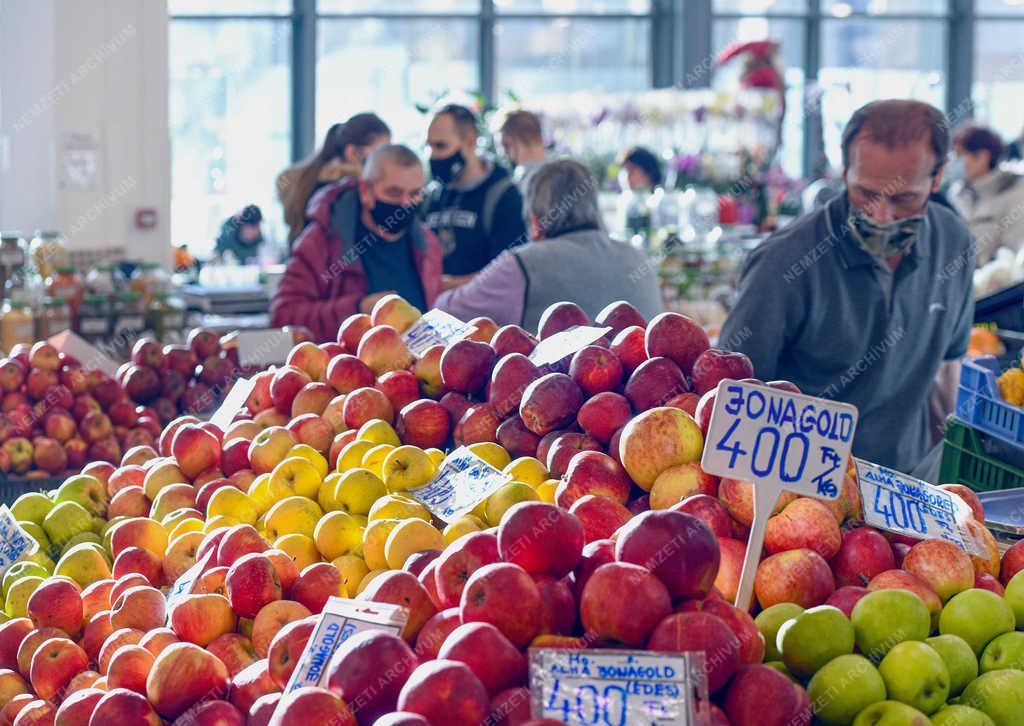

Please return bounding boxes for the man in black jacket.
[423,104,527,284]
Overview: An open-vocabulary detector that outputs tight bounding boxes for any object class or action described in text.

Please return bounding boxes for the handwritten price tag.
[529,326,611,369]
[408,446,511,522]
[528,649,706,725]
[165,550,213,611]
[0,506,32,577]
[855,460,987,557]
[402,309,476,358]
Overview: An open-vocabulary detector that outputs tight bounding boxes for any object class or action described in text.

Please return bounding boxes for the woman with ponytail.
[277,112,391,244]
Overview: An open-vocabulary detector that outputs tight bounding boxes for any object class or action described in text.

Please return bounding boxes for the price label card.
[165,550,213,611]
[209,377,255,430]
[529,649,707,725]
[283,597,407,695]
[401,309,476,358]
[0,506,32,577]
[701,380,858,501]
[529,326,611,369]
[408,446,511,522]
[47,330,120,378]
[855,459,987,557]
[236,329,294,367]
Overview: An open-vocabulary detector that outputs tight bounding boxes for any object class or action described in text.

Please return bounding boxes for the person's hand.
[442,274,474,291]
[359,290,395,314]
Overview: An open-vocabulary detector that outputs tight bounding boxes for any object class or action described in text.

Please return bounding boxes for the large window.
[973,1,1024,144]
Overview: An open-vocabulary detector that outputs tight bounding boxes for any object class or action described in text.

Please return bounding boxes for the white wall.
[0,0,171,267]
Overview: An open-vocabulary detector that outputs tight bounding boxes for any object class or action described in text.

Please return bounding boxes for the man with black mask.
[718,100,975,473]
[271,144,442,342]
[423,104,528,285]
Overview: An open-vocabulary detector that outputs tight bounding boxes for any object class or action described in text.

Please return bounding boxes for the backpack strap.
[481,176,514,239]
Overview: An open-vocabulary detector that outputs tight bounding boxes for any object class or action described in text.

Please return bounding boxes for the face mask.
[370,198,419,236]
[945,156,967,183]
[430,149,466,185]
[848,211,925,259]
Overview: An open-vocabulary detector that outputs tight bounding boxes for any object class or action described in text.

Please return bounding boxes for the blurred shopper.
[618,146,663,191]
[423,104,527,283]
[214,204,264,264]
[270,145,442,342]
[436,159,663,331]
[499,110,547,192]
[948,124,1024,263]
[719,100,974,473]
[278,113,391,244]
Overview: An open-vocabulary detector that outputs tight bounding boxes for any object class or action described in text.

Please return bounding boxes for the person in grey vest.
[435,159,664,333]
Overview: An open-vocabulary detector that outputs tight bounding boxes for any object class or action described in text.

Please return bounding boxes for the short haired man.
[718,100,974,473]
[436,159,663,332]
[499,110,547,192]
[423,104,528,280]
[271,144,442,342]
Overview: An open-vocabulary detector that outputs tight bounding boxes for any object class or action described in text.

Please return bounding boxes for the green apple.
[980,631,1024,673]
[807,654,886,725]
[55,474,108,517]
[90,516,106,535]
[55,542,113,588]
[851,589,931,661]
[961,669,1024,725]
[5,575,43,618]
[927,634,979,696]
[931,705,997,726]
[778,605,855,680]
[878,641,950,714]
[102,516,129,551]
[42,501,93,549]
[852,700,930,725]
[755,602,804,662]
[1,561,48,599]
[939,589,1015,656]
[10,492,54,524]
[1004,570,1024,629]
[60,531,102,556]
[17,522,49,553]
[764,661,799,683]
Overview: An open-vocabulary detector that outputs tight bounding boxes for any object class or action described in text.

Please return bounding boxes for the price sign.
[701,380,859,610]
[165,550,213,611]
[236,329,294,367]
[529,649,707,725]
[855,459,987,557]
[209,377,255,430]
[47,330,120,377]
[407,446,511,522]
[0,506,32,577]
[402,309,476,358]
[283,598,407,695]
[529,326,611,369]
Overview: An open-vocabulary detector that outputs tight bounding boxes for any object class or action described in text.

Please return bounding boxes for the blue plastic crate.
[955,355,1024,446]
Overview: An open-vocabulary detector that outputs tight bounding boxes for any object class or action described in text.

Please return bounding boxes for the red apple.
[690,348,755,394]
[325,355,375,396]
[357,571,436,642]
[227,659,277,714]
[26,579,82,638]
[595,300,646,334]
[902,539,974,601]
[615,510,719,600]
[247,694,281,726]
[537,302,588,340]
[498,503,584,579]
[396,399,450,450]
[266,616,318,689]
[434,532,500,609]
[490,325,538,357]
[337,314,372,352]
[575,391,632,445]
[723,664,812,726]
[286,413,334,453]
[0,621,32,672]
[682,597,765,666]
[518,373,583,436]
[764,498,842,560]
[556,451,631,507]
[53,687,104,726]
[459,564,542,648]
[568,345,623,396]
[414,609,461,661]
[377,370,420,413]
[754,549,835,609]
[268,687,352,726]
[290,562,343,614]
[206,634,258,678]
[533,575,576,636]
[568,495,632,543]
[106,644,154,694]
[644,312,709,376]
[342,387,394,429]
[453,404,501,446]
[411,345,445,399]
[225,554,282,619]
[938,483,985,523]
[396,660,489,726]
[671,494,732,538]
[440,340,496,395]
[168,594,236,647]
[623,356,688,412]
[217,524,268,567]
[356,325,413,377]
[326,629,418,723]
[647,612,739,692]
[436,622,526,695]
[286,341,329,382]
[250,601,311,660]
[270,366,312,415]
[188,329,221,360]
[146,642,229,721]
[488,354,541,419]
[609,325,647,374]
[825,585,871,617]
[495,416,540,458]
[29,637,88,701]
[580,562,672,646]
[830,526,895,588]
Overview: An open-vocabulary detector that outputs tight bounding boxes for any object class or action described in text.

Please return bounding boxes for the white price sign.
[408,446,511,522]
[529,649,707,725]
[401,309,476,358]
[47,330,120,378]
[165,549,213,611]
[855,460,987,557]
[529,326,611,369]
[0,505,32,577]
[236,329,294,367]
[701,380,859,610]
[209,377,255,430]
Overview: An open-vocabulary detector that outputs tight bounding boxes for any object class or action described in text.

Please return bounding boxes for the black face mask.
[430,149,466,185]
[370,198,419,236]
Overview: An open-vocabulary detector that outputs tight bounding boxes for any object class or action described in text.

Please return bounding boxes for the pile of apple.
[0,342,163,478]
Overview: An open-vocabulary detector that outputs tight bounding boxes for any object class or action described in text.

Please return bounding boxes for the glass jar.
[1,301,35,353]
[38,297,72,339]
[0,232,27,270]
[148,291,186,342]
[76,294,111,341]
[112,291,146,341]
[30,230,69,280]
[46,267,85,315]
[130,262,171,306]
[85,263,125,297]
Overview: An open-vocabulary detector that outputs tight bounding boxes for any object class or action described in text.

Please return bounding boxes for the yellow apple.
[161,508,203,533]
[443,515,486,544]
[2,562,49,598]
[207,487,259,525]
[337,440,374,472]
[314,510,365,560]
[54,543,112,588]
[5,576,43,618]
[468,442,511,471]
[502,457,548,488]
[357,419,401,447]
[317,472,344,512]
[367,494,430,522]
[248,473,290,515]
[287,444,328,479]
[361,444,395,479]
[485,481,539,526]
[362,519,401,570]
[270,456,322,500]
[59,531,102,557]
[356,569,385,595]
[382,446,436,493]
[17,522,50,553]
[204,514,242,532]
[331,468,386,516]
[11,492,54,525]
[273,534,320,571]
[332,554,370,597]
[536,479,558,504]
[425,448,446,469]
[264,496,323,540]
[384,519,444,570]
[170,518,205,541]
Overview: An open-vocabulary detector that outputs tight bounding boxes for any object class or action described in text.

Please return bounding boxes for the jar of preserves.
[46,267,85,315]
[38,297,72,338]
[112,291,146,341]
[76,294,111,341]
[148,291,186,342]
[130,262,170,306]
[85,263,125,297]
[0,232,26,270]
[29,230,69,280]
[1,301,35,353]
